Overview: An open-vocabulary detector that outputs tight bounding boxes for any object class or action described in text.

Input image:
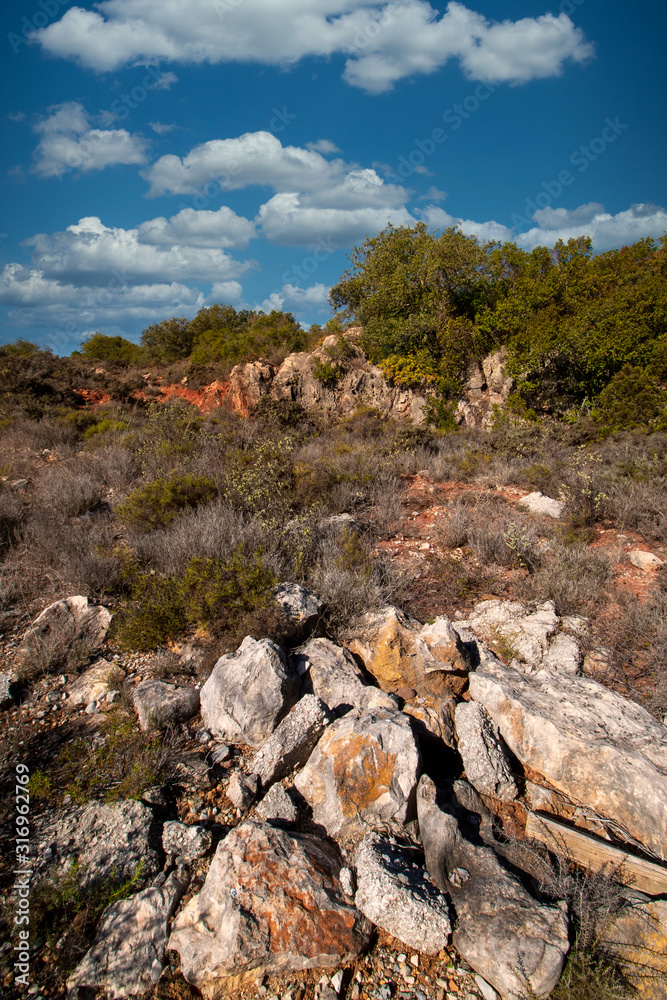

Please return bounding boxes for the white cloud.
[7,111,26,122]
[138,206,256,249]
[149,121,176,135]
[258,282,331,315]
[34,1,593,92]
[24,216,254,285]
[152,71,178,90]
[210,280,244,301]
[32,101,149,178]
[419,186,447,202]
[306,139,342,154]
[420,201,667,252]
[257,191,414,246]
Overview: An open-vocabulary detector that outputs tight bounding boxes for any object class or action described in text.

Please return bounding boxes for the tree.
[77,332,142,364]
[140,316,193,362]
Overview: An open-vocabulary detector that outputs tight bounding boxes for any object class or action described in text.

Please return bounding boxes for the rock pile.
[10,591,667,1000]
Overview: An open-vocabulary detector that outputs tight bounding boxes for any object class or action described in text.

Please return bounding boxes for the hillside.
[0,228,666,1000]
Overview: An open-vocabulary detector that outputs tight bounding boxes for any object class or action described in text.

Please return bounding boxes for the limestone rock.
[601,899,667,1000]
[454,702,518,801]
[354,832,451,955]
[34,800,159,890]
[468,658,667,859]
[162,821,212,863]
[296,637,398,713]
[293,707,421,839]
[20,595,111,661]
[517,492,564,519]
[460,600,559,670]
[133,679,200,731]
[274,581,323,638]
[248,694,331,789]
[68,658,123,706]
[67,866,189,999]
[200,636,298,748]
[255,783,298,825]
[349,607,470,699]
[541,633,582,675]
[403,696,457,747]
[168,820,371,994]
[628,549,664,571]
[226,772,260,810]
[417,776,569,1000]
[0,670,16,709]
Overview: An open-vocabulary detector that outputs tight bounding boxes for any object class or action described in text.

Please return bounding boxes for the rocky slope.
[2,581,666,1000]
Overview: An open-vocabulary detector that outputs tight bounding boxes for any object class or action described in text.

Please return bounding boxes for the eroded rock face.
[162,821,212,864]
[601,899,667,1000]
[349,607,470,699]
[454,702,517,802]
[200,636,298,748]
[255,783,298,825]
[67,867,189,1000]
[295,637,398,714]
[417,776,569,1000]
[168,820,371,994]
[354,833,451,955]
[468,658,667,859]
[293,707,421,839]
[248,694,331,789]
[133,679,200,731]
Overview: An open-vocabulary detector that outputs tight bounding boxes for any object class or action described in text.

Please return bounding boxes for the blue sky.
[1,0,666,354]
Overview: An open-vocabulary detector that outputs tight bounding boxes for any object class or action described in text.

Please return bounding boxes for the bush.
[77,333,142,365]
[116,472,217,531]
[113,546,277,650]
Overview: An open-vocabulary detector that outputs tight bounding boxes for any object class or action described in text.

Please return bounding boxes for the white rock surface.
[248,694,331,789]
[162,821,212,863]
[454,701,518,801]
[133,679,200,731]
[628,549,664,570]
[517,492,564,519]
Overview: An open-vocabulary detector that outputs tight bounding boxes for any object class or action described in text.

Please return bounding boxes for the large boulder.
[354,832,451,955]
[248,694,331,789]
[293,707,421,839]
[295,637,398,713]
[417,776,569,1000]
[200,636,298,747]
[348,607,470,699]
[133,679,200,731]
[460,600,559,671]
[168,820,371,994]
[19,595,111,665]
[468,657,667,859]
[67,867,189,1000]
[34,800,159,890]
[454,701,518,801]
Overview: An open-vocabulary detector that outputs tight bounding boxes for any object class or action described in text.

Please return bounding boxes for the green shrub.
[312,358,344,386]
[116,472,217,531]
[114,547,277,649]
[77,332,142,365]
[594,364,667,431]
[83,417,129,439]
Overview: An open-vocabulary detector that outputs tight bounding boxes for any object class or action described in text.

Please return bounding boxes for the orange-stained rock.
[293,707,421,839]
[601,899,667,1000]
[168,821,370,995]
[348,606,470,699]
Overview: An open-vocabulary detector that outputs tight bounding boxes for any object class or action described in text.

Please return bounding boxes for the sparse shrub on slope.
[116,472,217,531]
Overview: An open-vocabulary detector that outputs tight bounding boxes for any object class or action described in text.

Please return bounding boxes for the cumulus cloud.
[24,216,254,285]
[32,101,149,178]
[258,282,331,315]
[307,139,342,154]
[34,1,593,92]
[210,280,244,301]
[420,201,667,252]
[257,191,414,246]
[137,206,256,249]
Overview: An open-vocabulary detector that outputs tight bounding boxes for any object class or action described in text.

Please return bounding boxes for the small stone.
[410,955,419,968]
[331,970,344,992]
[474,976,498,1000]
[628,549,664,570]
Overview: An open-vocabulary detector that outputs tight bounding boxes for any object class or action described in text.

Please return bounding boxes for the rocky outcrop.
[227,334,430,422]
[456,349,515,429]
[200,636,298,747]
[68,658,123,707]
[255,783,298,825]
[295,637,398,713]
[133,679,200,731]
[417,776,569,1000]
[468,657,667,859]
[294,707,421,839]
[601,899,667,999]
[19,595,111,664]
[67,867,189,1000]
[162,821,212,864]
[273,581,323,639]
[248,694,331,789]
[349,606,470,699]
[168,820,371,994]
[354,832,451,955]
[459,600,561,671]
[454,701,518,802]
